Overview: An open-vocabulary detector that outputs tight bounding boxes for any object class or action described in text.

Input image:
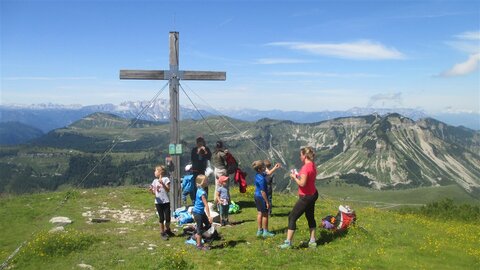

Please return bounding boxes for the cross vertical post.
[120,31,226,214]
[168,32,181,213]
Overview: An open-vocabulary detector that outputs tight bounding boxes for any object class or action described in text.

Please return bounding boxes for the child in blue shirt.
[252,160,275,238]
[192,174,213,250]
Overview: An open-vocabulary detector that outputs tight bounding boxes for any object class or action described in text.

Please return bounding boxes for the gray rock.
[49,216,72,226]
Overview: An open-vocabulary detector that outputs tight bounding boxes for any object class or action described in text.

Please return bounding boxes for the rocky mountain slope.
[26,112,480,197]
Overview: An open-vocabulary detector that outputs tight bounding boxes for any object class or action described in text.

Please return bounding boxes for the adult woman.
[190,137,212,201]
[212,140,228,203]
[279,146,318,249]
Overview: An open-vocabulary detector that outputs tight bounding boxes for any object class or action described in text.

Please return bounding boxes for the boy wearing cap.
[215,175,231,226]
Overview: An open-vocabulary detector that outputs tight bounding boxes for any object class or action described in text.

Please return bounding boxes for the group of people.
[149,136,319,250]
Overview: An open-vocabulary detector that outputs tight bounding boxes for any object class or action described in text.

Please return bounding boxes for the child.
[252,160,274,238]
[264,160,281,217]
[215,175,230,226]
[192,174,213,250]
[149,165,175,240]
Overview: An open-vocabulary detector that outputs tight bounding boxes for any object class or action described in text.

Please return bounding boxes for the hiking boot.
[161,232,169,240]
[308,241,317,248]
[262,231,275,238]
[197,245,210,251]
[165,229,175,237]
[256,230,263,237]
[279,240,292,249]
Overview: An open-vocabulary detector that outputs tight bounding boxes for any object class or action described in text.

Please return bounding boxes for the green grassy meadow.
[0,185,479,269]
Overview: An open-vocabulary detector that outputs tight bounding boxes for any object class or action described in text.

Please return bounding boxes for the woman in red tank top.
[279,146,319,249]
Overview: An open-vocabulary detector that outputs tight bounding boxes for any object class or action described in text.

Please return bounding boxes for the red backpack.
[336,205,356,230]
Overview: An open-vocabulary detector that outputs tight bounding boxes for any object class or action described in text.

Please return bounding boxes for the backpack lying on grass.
[174,207,194,225]
[183,224,221,245]
[321,205,356,231]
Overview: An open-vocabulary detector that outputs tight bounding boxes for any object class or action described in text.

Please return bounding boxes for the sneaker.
[256,230,263,237]
[185,238,197,246]
[279,240,292,249]
[196,245,210,251]
[185,237,204,245]
[308,241,317,248]
[161,232,169,240]
[262,231,275,238]
[165,229,175,237]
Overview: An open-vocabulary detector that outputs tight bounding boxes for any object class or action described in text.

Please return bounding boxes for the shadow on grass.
[237,200,256,209]
[270,212,290,217]
[317,229,349,245]
[210,239,247,249]
[229,219,255,225]
[271,227,288,235]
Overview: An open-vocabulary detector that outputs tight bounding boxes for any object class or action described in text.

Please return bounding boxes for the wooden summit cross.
[120,31,226,212]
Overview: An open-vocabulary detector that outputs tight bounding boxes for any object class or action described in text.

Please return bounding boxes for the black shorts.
[254,196,268,213]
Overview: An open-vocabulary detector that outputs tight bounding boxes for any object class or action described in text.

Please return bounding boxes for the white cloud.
[455,31,480,40]
[440,53,480,77]
[255,58,311,65]
[445,41,479,54]
[267,40,405,60]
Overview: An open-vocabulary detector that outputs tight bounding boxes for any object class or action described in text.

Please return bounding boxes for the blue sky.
[1,0,479,113]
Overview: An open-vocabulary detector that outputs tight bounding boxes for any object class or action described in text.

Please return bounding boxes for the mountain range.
[1,111,478,197]
[1,99,478,136]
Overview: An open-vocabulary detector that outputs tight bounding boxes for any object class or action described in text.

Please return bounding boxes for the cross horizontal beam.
[120,70,164,80]
[120,70,226,80]
[183,71,226,80]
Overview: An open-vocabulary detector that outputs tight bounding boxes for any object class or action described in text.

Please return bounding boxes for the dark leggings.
[193,212,211,235]
[155,202,171,224]
[288,191,318,230]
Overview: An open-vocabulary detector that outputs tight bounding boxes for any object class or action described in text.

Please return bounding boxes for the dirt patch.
[82,205,153,224]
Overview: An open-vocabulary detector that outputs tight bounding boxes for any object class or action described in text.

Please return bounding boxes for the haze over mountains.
[1,99,478,135]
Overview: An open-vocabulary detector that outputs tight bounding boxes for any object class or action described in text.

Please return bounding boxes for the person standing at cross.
[212,140,228,203]
[191,137,212,202]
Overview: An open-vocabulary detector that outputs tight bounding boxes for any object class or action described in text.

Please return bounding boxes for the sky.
[1,0,479,114]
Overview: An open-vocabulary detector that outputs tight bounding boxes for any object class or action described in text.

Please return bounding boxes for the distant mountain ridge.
[1,99,478,132]
[22,112,480,197]
[0,122,44,145]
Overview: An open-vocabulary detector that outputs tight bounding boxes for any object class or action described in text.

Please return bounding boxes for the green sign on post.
[175,144,183,154]
[168,144,176,155]
[169,144,183,155]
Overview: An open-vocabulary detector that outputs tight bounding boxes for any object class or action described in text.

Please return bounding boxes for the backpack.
[173,208,194,225]
[321,205,356,231]
[225,152,238,174]
[228,200,241,214]
[335,205,356,230]
[337,208,357,230]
